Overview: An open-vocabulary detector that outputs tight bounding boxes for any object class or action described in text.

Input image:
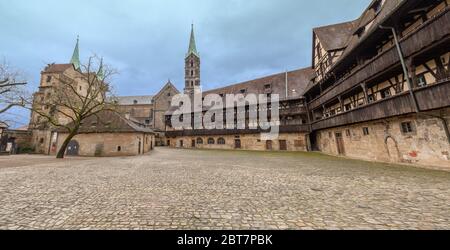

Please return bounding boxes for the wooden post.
[407,58,417,89]
[434,57,447,80]
[338,96,344,113]
[360,82,369,104]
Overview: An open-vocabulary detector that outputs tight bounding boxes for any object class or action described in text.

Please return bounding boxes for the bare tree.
[0,61,27,118]
[29,56,118,158]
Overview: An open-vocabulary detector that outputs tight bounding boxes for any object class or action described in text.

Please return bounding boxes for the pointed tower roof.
[97,58,105,80]
[186,24,199,58]
[70,36,81,71]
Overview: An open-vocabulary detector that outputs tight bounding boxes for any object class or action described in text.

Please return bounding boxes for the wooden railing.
[311,80,450,131]
[165,124,310,137]
[309,8,450,110]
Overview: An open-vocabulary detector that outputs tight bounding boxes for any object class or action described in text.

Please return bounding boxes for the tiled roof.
[203,67,314,97]
[116,95,154,105]
[57,110,154,134]
[313,21,358,51]
[339,0,407,62]
[165,67,314,115]
[42,64,73,74]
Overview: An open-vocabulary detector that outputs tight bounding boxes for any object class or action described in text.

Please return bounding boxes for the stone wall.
[56,132,155,157]
[315,108,450,169]
[117,104,153,125]
[153,84,179,131]
[168,133,309,152]
[31,129,52,154]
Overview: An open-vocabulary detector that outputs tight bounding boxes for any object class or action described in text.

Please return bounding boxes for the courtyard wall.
[56,132,155,157]
[315,108,450,169]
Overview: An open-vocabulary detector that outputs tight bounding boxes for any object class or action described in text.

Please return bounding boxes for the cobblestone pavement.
[0,148,449,230]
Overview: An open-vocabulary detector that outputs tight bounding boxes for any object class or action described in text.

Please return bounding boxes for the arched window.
[190,60,194,67]
[196,138,203,144]
[191,70,194,76]
[218,138,225,145]
[208,138,215,145]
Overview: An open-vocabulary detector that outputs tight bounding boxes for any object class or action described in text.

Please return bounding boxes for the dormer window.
[240,89,247,94]
[264,84,271,90]
[372,0,383,14]
[355,26,366,38]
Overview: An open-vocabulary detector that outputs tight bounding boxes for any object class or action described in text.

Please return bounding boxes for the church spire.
[97,57,105,80]
[70,36,81,71]
[184,24,201,95]
[186,24,199,58]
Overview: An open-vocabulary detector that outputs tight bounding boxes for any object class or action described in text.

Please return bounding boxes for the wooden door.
[192,140,196,148]
[335,132,345,155]
[266,140,273,150]
[66,140,79,156]
[279,140,287,151]
[234,139,241,149]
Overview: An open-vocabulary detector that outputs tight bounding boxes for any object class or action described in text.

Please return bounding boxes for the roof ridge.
[204,67,313,93]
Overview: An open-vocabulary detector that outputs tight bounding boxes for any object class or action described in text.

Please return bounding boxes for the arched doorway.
[385,136,401,163]
[66,140,79,156]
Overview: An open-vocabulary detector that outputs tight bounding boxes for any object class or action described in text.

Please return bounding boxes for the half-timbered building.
[165,0,450,169]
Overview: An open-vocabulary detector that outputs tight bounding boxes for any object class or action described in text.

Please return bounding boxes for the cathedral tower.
[184,24,201,95]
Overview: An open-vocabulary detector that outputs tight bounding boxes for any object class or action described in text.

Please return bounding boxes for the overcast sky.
[1,0,371,127]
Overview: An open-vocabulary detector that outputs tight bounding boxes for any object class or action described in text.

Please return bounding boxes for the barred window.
[401,122,415,134]
[218,138,225,145]
[363,127,370,136]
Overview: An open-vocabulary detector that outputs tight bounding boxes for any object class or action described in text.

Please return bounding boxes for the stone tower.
[184,24,201,95]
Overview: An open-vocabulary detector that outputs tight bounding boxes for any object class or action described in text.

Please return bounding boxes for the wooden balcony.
[309,8,450,110]
[165,124,310,137]
[279,106,307,116]
[311,79,450,131]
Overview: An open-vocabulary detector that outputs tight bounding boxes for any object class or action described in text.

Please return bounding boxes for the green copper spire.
[70,36,81,71]
[97,57,105,80]
[186,24,199,58]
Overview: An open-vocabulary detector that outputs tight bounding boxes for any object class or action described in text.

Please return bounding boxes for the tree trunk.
[56,128,79,159]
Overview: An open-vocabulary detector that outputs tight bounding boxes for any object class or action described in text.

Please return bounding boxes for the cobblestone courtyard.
[0,148,449,230]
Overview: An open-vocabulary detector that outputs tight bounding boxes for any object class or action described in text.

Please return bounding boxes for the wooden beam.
[360,83,369,104]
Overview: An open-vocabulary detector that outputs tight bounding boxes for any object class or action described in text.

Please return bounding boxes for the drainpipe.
[379,25,450,144]
[379,25,420,113]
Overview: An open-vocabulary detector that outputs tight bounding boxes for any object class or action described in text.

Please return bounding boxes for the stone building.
[304,0,450,168]
[165,24,315,151]
[0,124,32,154]
[27,38,165,156]
[28,37,94,155]
[115,81,180,146]
[165,0,450,169]
[56,110,155,157]
[116,80,179,132]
